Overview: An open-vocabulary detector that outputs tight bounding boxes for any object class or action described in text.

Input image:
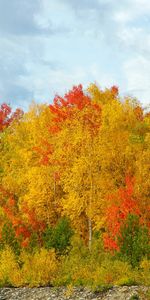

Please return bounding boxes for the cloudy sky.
[0,0,150,110]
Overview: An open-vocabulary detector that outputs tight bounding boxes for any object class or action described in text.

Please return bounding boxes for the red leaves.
[104,176,141,251]
[3,206,14,219]
[50,85,90,112]
[111,85,119,97]
[21,239,29,248]
[49,85,101,136]
[103,234,119,251]
[22,204,46,232]
[0,103,23,132]
[53,171,60,181]
[33,141,53,166]
[0,192,44,245]
[10,108,24,124]
[35,85,101,173]
[48,125,60,134]
[64,84,90,109]
[15,226,30,239]
[49,85,91,124]
[7,197,15,207]
[134,105,143,121]
[0,103,11,131]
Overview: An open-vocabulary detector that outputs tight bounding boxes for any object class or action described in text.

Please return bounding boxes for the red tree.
[0,103,23,132]
[103,176,141,251]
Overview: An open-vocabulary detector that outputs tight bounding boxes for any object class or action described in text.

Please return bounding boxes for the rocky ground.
[0,286,149,300]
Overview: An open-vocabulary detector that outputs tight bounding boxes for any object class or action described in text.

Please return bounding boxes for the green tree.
[0,222,20,255]
[117,214,150,267]
[43,217,73,254]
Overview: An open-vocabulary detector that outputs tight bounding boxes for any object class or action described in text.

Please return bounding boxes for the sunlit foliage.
[0,84,149,287]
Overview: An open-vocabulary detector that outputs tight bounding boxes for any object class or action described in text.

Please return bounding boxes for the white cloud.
[123,56,150,106]
[0,0,150,109]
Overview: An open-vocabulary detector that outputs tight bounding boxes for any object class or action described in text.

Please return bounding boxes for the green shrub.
[27,232,39,253]
[92,259,135,289]
[0,222,20,255]
[43,217,73,254]
[54,234,136,289]
[117,214,150,267]
[54,235,89,286]
[129,296,139,300]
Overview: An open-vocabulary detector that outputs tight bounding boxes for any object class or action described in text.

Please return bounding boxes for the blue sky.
[0,0,150,110]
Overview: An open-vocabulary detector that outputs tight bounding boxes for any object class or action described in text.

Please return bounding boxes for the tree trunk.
[88,159,93,250]
[88,217,92,250]
[54,176,56,206]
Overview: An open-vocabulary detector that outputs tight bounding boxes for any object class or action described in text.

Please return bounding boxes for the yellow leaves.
[0,207,5,219]
[139,259,150,286]
[22,166,57,224]
[0,83,149,250]
[0,246,22,286]
[1,102,58,226]
[20,248,58,287]
[93,216,106,232]
[101,99,123,132]
[0,247,58,287]
[134,147,150,222]
[91,259,134,288]
[87,84,102,104]
[87,83,117,105]
[55,236,148,289]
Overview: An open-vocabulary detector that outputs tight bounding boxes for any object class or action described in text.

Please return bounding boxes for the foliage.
[0,222,20,255]
[129,296,139,300]
[0,236,149,288]
[20,248,58,287]
[43,216,73,254]
[0,83,149,287]
[138,258,150,286]
[54,235,140,290]
[0,103,23,132]
[104,177,140,250]
[117,214,150,267]
[0,246,22,287]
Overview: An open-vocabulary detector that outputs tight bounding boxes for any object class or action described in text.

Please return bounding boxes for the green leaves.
[0,222,20,255]
[118,214,150,267]
[43,217,73,254]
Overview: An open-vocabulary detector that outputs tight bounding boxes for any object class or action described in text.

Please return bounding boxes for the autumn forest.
[0,84,149,288]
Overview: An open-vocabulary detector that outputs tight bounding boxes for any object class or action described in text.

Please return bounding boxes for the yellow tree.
[0,102,60,234]
[47,85,104,248]
[87,84,149,231]
[133,111,150,227]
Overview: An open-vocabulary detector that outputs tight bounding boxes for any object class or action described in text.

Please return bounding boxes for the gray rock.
[0,286,149,300]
